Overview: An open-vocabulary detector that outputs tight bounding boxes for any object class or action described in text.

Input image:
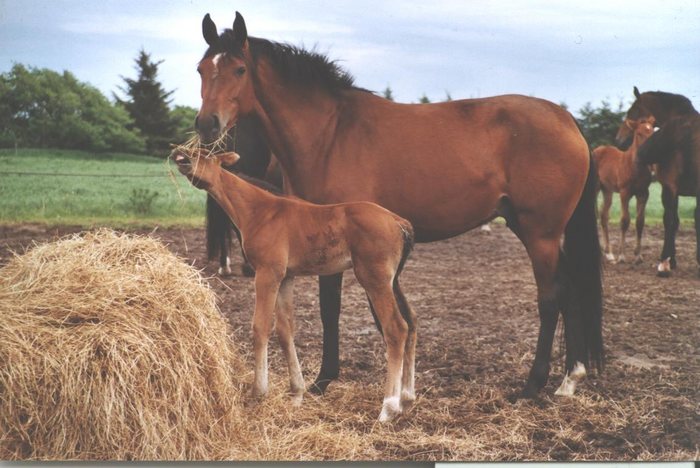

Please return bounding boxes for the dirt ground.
[1,222,698,460]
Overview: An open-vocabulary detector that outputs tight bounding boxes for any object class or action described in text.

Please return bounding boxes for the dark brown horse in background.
[194,12,604,399]
[205,115,282,277]
[617,87,699,276]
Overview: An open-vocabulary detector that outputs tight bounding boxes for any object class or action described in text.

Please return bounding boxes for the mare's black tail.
[561,153,605,373]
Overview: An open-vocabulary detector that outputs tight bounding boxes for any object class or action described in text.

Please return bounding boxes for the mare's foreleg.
[600,188,615,262]
[252,268,282,397]
[274,278,305,405]
[618,190,632,263]
[634,189,649,263]
[310,273,344,394]
[658,186,679,277]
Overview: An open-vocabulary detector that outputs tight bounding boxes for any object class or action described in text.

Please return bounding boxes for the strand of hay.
[0,230,245,460]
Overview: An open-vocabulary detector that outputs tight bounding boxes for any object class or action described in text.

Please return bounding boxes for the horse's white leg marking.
[252,270,281,398]
[218,256,232,276]
[379,396,402,422]
[657,258,672,276]
[480,223,492,233]
[605,252,617,263]
[554,361,587,396]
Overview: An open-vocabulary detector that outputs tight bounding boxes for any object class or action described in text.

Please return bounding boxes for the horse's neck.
[650,96,698,124]
[211,170,277,235]
[251,60,343,195]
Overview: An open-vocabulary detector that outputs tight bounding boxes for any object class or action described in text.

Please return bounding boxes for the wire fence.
[0,171,169,178]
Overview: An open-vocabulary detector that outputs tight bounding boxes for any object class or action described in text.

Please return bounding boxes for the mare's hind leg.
[658,186,679,277]
[634,189,649,263]
[618,190,632,263]
[600,188,615,262]
[274,277,305,406]
[520,236,562,398]
[310,273,344,395]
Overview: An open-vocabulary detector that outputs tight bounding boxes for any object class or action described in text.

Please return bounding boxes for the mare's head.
[195,12,254,143]
[172,149,240,190]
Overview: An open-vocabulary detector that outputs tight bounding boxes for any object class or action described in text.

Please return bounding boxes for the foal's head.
[172,149,240,190]
[195,12,254,143]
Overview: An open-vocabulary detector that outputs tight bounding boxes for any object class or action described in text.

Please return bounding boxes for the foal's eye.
[235,66,246,77]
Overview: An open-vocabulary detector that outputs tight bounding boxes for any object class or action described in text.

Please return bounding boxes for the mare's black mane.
[203,29,360,95]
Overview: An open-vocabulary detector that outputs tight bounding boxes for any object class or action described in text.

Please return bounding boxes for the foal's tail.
[205,194,233,261]
[561,153,605,373]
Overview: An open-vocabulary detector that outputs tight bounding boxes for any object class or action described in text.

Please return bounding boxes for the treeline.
[0,50,196,156]
[0,52,626,156]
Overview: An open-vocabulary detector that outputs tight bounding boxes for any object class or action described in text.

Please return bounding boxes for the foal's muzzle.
[171,152,192,175]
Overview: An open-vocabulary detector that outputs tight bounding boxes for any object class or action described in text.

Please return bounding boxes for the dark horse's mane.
[641,91,697,114]
[203,29,361,95]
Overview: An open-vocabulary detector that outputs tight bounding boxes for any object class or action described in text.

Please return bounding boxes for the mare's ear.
[633,86,641,99]
[233,11,248,46]
[218,151,241,166]
[203,14,219,46]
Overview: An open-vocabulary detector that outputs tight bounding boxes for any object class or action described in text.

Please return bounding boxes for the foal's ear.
[633,86,641,99]
[202,14,219,46]
[218,151,241,166]
[233,11,248,46]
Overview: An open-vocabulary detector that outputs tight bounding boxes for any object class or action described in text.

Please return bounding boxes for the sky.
[1,0,699,115]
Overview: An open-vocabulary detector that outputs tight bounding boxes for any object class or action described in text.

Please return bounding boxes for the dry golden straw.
[0,230,245,460]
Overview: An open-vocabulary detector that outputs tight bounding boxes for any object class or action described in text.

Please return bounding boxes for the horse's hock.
[0,229,246,460]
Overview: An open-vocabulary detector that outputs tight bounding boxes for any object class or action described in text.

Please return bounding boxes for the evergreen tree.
[576,100,627,149]
[419,93,431,104]
[383,86,394,101]
[115,49,176,156]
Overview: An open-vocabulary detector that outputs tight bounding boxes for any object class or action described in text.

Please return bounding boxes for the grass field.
[0,148,206,227]
[0,148,696,227]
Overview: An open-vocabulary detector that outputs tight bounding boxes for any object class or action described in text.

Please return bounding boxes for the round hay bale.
[0,229,245,460]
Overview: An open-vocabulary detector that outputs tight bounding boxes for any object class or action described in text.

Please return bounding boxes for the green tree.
[383,86,394,101]
[576,100,626,149]
[115,49,177,156]
[170,105,198,143]
[0,63,145,152]
[419,93,431,104]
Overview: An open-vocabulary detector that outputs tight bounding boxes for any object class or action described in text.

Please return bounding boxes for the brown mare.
[173,148,416,421]
[617,87,700,276]
[593,118,655,263]
[194,12,604,399]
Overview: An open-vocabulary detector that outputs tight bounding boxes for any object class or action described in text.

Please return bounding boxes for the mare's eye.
[235,66,246,77]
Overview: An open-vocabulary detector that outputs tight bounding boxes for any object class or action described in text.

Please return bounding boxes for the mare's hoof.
[217,266,233,277]
[308,379,332,395]
[657,258,673,277]
[241,263,256,277]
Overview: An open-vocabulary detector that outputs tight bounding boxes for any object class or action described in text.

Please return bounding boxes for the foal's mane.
[204,29,359,95]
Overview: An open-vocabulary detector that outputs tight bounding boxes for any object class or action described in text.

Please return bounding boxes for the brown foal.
[593,118,655,263]
[172,148,416,421]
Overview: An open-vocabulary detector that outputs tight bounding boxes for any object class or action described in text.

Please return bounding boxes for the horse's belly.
[289,249,353,276]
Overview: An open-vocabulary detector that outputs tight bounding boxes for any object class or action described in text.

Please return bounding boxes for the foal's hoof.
[378,396,402,422]
[605,252,616,263]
